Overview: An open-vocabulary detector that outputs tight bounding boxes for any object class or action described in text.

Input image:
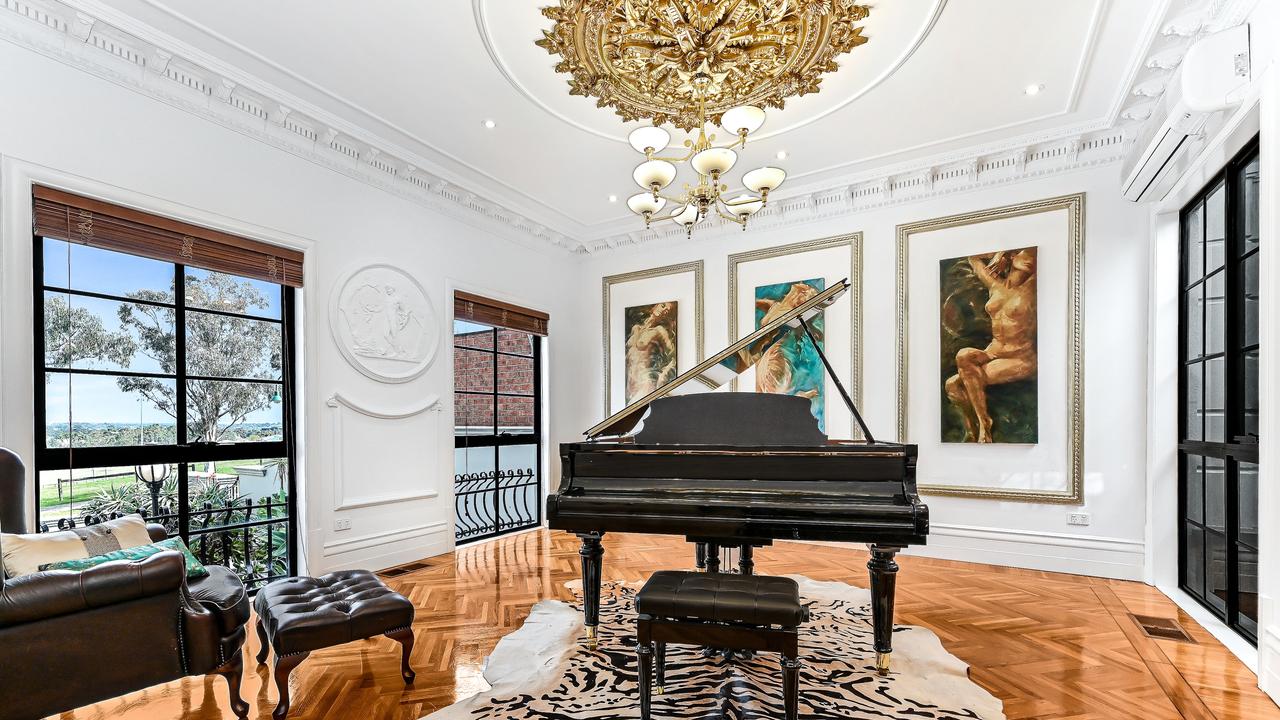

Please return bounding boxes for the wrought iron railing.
[39,497,290,591]
[454,468,539,542]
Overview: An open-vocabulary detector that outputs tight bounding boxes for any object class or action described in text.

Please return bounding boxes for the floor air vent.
[1131,614,1196,643]
[379,560,430,578]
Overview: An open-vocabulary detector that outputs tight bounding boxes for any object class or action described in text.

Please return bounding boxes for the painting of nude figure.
[939,247,1038,444]
[754,278,826,431]
[624,301,678,404]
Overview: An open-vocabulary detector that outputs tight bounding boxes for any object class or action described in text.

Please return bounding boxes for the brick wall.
[454,329,535,431]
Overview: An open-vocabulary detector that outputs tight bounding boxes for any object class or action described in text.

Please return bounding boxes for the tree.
[44,295,134,376]
[118,272,282,442]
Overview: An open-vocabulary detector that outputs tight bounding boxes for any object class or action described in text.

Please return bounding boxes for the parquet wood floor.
[52,529,1279,720]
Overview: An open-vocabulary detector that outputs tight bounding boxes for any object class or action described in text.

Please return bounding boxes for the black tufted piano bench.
[635,570,809,720]
[253,570,416,719]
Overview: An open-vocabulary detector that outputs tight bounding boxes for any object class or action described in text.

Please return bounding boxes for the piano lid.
[586,278,850,439]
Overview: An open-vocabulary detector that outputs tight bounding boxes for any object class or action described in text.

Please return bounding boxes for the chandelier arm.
[715,210,746,226]
[721,195,760,207]
[654,191,689,204]
[712,135,748,152]
[650,148,697,163]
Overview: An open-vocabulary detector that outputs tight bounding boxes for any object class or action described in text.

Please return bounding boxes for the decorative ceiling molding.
[0,0,592,254]
[584,125,1128,253]
[1110,0,1257,128]
[0,0,1218,258]
[472,0,947,145]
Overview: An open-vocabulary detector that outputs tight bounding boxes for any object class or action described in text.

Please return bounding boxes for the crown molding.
[0,0,1221,258]
[584,125,1127,253]
[1110,0,1257,126]
[0,0,592,255]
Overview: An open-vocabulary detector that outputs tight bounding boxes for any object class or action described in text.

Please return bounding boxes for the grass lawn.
[38,473,134,510]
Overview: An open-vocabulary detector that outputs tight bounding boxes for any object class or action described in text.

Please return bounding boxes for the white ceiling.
[92,0,1160,238]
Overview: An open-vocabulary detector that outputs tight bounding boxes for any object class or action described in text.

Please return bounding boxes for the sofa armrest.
[0,551,185,627]
[146,523,169,542]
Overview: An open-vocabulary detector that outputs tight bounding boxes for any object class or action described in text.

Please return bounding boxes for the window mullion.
[175,264,189,541]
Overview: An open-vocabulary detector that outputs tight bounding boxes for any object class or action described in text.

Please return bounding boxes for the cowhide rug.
[424,576,1005,720]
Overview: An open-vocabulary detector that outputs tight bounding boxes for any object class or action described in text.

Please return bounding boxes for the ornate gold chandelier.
[537,0,872,237]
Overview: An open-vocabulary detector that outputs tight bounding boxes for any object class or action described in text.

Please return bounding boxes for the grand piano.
[548,279,928,674]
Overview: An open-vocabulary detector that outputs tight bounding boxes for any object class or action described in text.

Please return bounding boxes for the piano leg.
[694,542,707,570]
[867,545,901,676]
[705,543,721,572]
[577,532,605,648]
[738,545,755,575]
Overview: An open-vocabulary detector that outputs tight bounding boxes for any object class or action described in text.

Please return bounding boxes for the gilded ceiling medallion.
[536,0,872,130]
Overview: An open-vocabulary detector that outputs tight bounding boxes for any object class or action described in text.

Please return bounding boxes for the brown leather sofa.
[0,448,251,720]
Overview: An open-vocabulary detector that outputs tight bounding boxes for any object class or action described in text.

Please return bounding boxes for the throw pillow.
[42,537,210,579]
[0,513,154,577]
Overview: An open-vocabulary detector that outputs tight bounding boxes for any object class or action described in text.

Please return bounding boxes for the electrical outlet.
[1067,512,1091,526]
[334,518,352,532]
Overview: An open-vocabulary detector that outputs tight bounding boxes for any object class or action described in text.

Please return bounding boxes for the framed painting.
[602,261,704,417]
[728,233,862,439]
[896,194,1084,503]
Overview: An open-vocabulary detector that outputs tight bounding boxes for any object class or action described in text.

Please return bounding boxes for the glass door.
[453,320,542,543]
[1178,137,1260,642]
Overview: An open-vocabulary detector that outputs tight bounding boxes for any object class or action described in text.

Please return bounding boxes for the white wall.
[0,41,591,574]
[1141,0,1278,684]
[581,164,1152,580]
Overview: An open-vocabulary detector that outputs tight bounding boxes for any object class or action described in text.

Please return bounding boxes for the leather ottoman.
[254,570,416,719]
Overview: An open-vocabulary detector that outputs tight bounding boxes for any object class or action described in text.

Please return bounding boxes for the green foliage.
[43,295,134,375]
[118,273,283,442]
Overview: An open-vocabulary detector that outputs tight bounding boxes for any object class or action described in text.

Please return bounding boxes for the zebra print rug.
[424,576,1004,720]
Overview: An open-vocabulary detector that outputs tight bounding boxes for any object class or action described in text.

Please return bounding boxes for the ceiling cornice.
[584,125,1128,254]
[0,0,1219,258]
[1110,0,1258,127]
[0,0,593,254]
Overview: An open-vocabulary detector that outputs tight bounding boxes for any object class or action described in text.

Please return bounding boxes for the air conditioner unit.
[1121,24,1252,202]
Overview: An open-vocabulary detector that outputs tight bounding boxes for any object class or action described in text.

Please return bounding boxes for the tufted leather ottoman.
[635,571,809,720]
[253,570,415,719]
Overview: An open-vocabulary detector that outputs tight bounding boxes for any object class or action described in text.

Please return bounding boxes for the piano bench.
[634,571,809,720]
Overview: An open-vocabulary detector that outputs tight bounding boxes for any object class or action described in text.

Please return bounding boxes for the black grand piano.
[548,279,928,674]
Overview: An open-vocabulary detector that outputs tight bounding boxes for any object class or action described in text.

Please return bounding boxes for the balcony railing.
[39,494,290,591]
[454,468,539,542]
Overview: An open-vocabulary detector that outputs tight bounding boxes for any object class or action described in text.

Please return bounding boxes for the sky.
[43,237,282,426]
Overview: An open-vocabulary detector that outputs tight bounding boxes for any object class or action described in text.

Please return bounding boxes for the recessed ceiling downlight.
[482,119,497,129]
[1024,84,1044,96]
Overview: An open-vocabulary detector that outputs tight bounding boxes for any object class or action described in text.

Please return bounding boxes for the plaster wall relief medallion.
[330,263,440,383]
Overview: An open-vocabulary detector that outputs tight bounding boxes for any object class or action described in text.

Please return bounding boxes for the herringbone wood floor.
[52,529,1279,720]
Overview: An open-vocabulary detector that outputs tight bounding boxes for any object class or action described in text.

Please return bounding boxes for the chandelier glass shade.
[625,100,786,237]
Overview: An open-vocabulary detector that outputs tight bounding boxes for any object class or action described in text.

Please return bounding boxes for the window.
[34,190,299,591]
[1178,137,1260,642]
[452,292,547,543]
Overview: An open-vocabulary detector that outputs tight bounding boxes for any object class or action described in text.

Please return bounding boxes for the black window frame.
[452,324,543,544]
[33,233,299,587]
[1177,134,1260,643]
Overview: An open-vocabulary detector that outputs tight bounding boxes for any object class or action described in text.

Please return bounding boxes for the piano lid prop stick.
[798,316,876,443]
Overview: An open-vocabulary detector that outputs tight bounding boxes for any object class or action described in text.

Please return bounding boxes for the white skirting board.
[805,523,1145,581]
[900,523,1146,581]
[1158,585,1259,672]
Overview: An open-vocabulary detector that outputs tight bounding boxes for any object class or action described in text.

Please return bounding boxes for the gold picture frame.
[896,193,1085,503]
[602,261,705,417]
[728,233,863,437]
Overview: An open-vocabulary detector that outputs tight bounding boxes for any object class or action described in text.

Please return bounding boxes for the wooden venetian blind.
[32,186,303,287]
[455,291,548,336]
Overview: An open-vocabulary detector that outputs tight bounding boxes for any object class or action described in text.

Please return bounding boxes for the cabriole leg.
[213,651,249,718]
[272,651,309,720]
